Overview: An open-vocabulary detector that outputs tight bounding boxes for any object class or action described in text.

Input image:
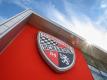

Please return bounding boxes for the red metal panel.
[0,24,93,80]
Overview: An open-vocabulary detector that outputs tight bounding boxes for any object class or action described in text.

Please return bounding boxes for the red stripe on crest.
[44,50,59,66]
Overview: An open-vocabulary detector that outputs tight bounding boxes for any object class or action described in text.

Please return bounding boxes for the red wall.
[0,24,93,80]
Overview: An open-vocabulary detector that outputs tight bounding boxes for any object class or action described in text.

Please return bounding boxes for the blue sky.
[0,0,107,51]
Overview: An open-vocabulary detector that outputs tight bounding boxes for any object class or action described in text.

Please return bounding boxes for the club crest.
[37,31,75,72]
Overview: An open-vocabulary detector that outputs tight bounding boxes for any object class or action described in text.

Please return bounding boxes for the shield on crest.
[37,31,75,72]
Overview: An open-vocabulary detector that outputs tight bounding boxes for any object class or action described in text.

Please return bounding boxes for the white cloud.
[0,16,5,24]
[0,16,4,20]
[101,0,107,8]
[10,0,107,52]
[12,0,30,9]
[101,4,107,8]
[67,1,107,52]
[44,3,72,28]
[96,0,107,28]
[71,15,107,52]
[44,0,107,52]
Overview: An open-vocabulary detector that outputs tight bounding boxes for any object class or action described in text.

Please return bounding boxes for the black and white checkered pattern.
[40,35,58,47]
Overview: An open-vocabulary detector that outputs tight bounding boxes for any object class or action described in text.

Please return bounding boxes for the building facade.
[0,9,107,80]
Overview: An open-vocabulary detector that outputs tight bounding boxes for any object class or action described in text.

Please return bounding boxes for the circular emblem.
[37,31,75,72]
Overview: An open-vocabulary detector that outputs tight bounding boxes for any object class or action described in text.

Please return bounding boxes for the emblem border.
[37,31,76,72]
